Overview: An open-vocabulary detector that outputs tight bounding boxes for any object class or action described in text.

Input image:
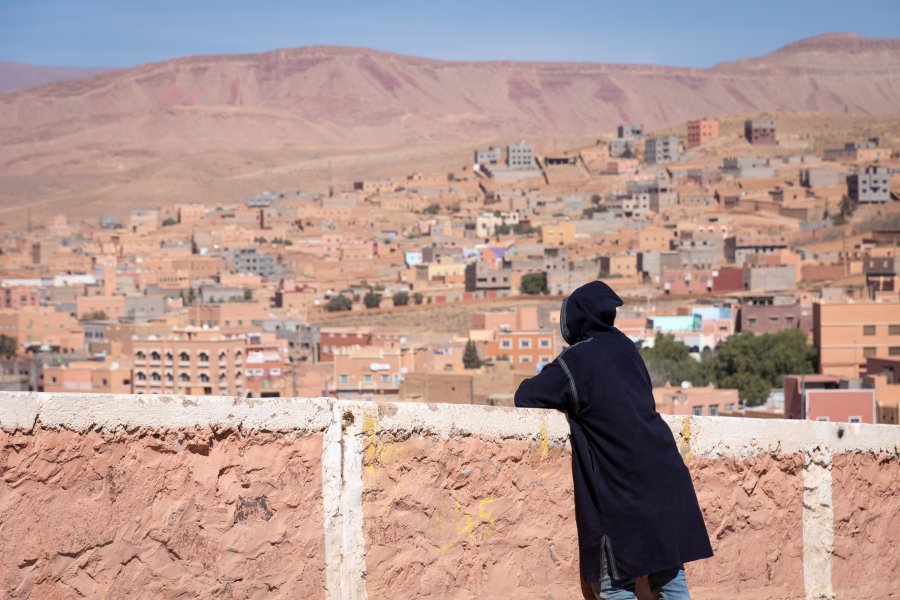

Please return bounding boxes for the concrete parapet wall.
[1,393,898,599]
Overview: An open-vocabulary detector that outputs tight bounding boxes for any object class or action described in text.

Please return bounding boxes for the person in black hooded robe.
[514,281,712,600]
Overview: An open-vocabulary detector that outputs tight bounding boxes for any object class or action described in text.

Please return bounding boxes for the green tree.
[639,335,708,388]
[243,288,253,301]
[423,203,441,215]
[413,292,424,305]
[520,272,548,295]
[392,291,409,306]
[161,217,177,227]
[363,291,382,309]
[706,329,816,406]
[463,340,483,369]
[85,310,109,321]
[325,295,353,312]
[0,335,17,358]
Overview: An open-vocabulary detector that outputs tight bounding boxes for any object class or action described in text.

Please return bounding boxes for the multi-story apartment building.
[847,166,891,203]
[644,136,679,163]
[507,141,536,170]
[813,301,900,378]
[744,119,776,145]
[687,118,719,147]
[127,329,287,397]
[484,330,555,367]
[864,249,899,298]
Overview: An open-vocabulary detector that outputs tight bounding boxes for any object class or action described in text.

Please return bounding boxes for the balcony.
[0,393,896,599]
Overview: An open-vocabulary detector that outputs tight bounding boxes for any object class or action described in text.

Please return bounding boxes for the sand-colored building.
[44,359,133,394]
[813,300,900,378]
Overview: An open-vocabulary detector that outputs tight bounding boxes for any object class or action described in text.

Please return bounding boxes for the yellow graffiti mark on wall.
[680,417,693,462]
[362,412,401,482]
[363,413,378,476]
[432,496,496,553]
[539,420,549,461]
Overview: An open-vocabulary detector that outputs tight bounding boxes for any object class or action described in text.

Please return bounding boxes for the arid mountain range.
[0,33,898,222]
[0,62,107,94]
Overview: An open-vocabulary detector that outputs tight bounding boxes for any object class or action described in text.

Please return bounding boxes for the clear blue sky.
[1,0,898,68]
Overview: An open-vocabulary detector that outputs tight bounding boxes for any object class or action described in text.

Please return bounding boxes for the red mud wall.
[0,428,325,598]
[362,434,578,600]
[831,453,900,600]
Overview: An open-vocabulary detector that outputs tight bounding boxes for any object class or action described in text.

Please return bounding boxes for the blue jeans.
[591,564,690,600]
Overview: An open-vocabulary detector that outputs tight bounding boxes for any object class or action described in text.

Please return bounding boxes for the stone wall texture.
[0,393,898,599]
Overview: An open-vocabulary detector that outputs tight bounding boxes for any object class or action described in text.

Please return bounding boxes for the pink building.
[784,375,876,423]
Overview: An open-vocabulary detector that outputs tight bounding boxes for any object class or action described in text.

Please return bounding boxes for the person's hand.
[634,575,656,600]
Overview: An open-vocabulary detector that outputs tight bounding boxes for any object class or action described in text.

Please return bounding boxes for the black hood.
[560,281,624,344]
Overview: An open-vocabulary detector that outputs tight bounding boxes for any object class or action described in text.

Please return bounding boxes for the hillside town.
[1,116,898,425]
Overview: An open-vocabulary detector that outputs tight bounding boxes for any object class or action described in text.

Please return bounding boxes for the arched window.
[219,351,228,362]
[136,351,146,360]
[200,373,210,383]
[198,352,209,363]
[179,351,190,362]
[166,373,174,382]
[136,372,146,381]
[150,351,161,361]
[151,372,161,382]
[165,351,174,362]
[180,373,190,383]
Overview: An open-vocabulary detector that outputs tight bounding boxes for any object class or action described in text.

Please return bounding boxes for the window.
[200,373,210,383]
[50,376,58,384]
[380,374,389,383]
[890,325,900,335]
[363,374,373,382]
[864,347,876,357]
[863,325,876,336]
[198,352,209,363]
[520,356,532,363]
[708,404,719,416]
[889,347,900,356]
[539,339,551,349]
[500,340,512,349]
[101,378,108,386]
[270,368,281,376]
[519,339,531,349]
[747,318,757,326]
[848,416,862,424]
[339,374,349,383]
[151,372,161,382]
[180,373,190,382]
[816,416,830,422]
[151,351,161,361]
[724,403,735,412]
[692,406,703,416]
[179,352,190,362]
[136,372,146,381]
